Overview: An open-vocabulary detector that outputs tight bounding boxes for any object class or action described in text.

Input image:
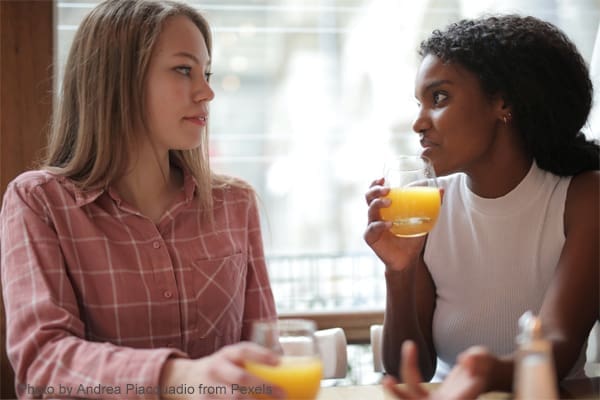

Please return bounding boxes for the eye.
[433,91,448,105]
[174,66,192,76]
[204,72,213,82]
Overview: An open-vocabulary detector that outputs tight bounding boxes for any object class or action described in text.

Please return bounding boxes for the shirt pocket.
[190,253,247,339]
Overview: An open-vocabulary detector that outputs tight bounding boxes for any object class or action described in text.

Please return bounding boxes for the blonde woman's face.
[144,15,214,154]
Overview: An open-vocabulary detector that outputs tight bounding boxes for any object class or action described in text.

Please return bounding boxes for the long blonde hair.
[44,0,223,211]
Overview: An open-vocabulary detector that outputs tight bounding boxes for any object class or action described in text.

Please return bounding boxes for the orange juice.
[380,186,441,237]
[245,356,323,399]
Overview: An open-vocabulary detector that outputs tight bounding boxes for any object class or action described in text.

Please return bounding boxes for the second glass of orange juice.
[379,156,440,237]
[245,319,322,399]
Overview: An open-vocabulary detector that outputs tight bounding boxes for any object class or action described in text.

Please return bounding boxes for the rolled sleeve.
[1,180,186,399]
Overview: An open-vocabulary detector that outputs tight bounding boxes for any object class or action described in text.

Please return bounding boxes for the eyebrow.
[424,79,452,91]
[172,51,211,67]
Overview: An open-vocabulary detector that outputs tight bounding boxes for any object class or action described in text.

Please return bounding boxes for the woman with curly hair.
[364,15,599,399]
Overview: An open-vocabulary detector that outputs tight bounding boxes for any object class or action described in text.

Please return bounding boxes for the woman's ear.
[493,95,513,124]
[501,100,513,124]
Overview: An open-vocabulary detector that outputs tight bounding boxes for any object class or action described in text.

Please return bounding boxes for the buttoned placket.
[149,225,182,344]
[115,201,184,348]
[106,181,191,349]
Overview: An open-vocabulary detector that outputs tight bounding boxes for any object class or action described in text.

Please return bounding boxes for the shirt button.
[163,290,173,299]
[153,241,161,249]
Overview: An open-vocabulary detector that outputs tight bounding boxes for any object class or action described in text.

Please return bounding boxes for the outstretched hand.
[383,341,492,400]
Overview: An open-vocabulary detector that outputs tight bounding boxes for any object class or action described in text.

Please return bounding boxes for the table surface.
[316,384,509,400]
[317,377,600,400]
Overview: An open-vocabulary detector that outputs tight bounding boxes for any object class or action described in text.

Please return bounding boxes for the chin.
[182,135,204,149]
[429,159,453,178]
[422,153,440,176]
[179,144,202,152]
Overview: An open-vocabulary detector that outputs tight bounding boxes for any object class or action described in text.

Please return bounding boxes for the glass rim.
[383,155,434,173]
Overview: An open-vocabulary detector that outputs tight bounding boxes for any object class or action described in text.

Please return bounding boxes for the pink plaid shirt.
[1,168,276,399]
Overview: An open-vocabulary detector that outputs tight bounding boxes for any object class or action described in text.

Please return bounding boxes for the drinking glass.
[379,155,440,237]
[245,319,323,399]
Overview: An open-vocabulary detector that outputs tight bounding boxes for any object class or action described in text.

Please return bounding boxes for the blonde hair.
[44,0,228,212]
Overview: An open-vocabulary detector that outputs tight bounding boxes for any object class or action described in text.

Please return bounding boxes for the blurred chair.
[370,324,384,373]
[586,321,600,377]
[315,328,348,379]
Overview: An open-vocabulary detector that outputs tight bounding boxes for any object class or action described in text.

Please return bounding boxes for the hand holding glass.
[245,319,323,399]
[379,156,441,237]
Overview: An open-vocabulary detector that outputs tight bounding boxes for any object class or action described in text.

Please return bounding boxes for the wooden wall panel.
[1,1,54,398]
[1,0,53,195]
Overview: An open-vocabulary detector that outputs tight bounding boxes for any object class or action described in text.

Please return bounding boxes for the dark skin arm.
[365,178,438,380]
[383,255,437,380]
[382,171,599,399]
[487,170,600,391]
[539,170,599,377]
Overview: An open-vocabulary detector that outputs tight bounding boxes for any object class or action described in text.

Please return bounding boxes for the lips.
[420,137,437,148]
[184,115,207,122]
[183,114,208,126]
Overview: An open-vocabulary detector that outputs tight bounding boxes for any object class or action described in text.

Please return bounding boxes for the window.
[57,1,600,315]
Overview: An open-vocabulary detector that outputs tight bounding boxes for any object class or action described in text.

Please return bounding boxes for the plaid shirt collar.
[58,165,198,208]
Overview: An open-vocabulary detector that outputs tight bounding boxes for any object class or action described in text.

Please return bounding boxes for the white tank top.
[424,162,585,381]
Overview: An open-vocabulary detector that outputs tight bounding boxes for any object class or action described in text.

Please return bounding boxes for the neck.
[114,145,182,223]
[466,128,532,198]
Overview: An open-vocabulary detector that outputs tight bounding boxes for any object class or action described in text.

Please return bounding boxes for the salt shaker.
[513,311,559,400]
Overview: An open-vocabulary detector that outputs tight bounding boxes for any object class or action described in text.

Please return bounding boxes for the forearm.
[159,359,195,400]
[3,253,185,398]
[482,336,584,394]
[547,328,592,380]
[11,332,185,399]
[484,311,593,393]
[3,266,179,398]
[383,266,435,380]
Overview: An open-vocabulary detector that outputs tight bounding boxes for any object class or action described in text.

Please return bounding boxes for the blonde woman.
[0,0,282,398]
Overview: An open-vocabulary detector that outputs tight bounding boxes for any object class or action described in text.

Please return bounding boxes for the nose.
[193,78,215,103]
[412,106,431,135]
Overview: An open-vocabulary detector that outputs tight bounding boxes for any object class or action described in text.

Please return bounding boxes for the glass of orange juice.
[379,156,440,237]
[245,319,323,399]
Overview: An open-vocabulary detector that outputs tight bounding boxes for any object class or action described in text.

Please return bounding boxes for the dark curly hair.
[419,15,599,176]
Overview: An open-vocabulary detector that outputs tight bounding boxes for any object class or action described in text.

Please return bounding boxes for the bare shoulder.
[565,170,599,232]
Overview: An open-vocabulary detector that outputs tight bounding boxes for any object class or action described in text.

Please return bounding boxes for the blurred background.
[57,0,599,314]
[54,0,599,384]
